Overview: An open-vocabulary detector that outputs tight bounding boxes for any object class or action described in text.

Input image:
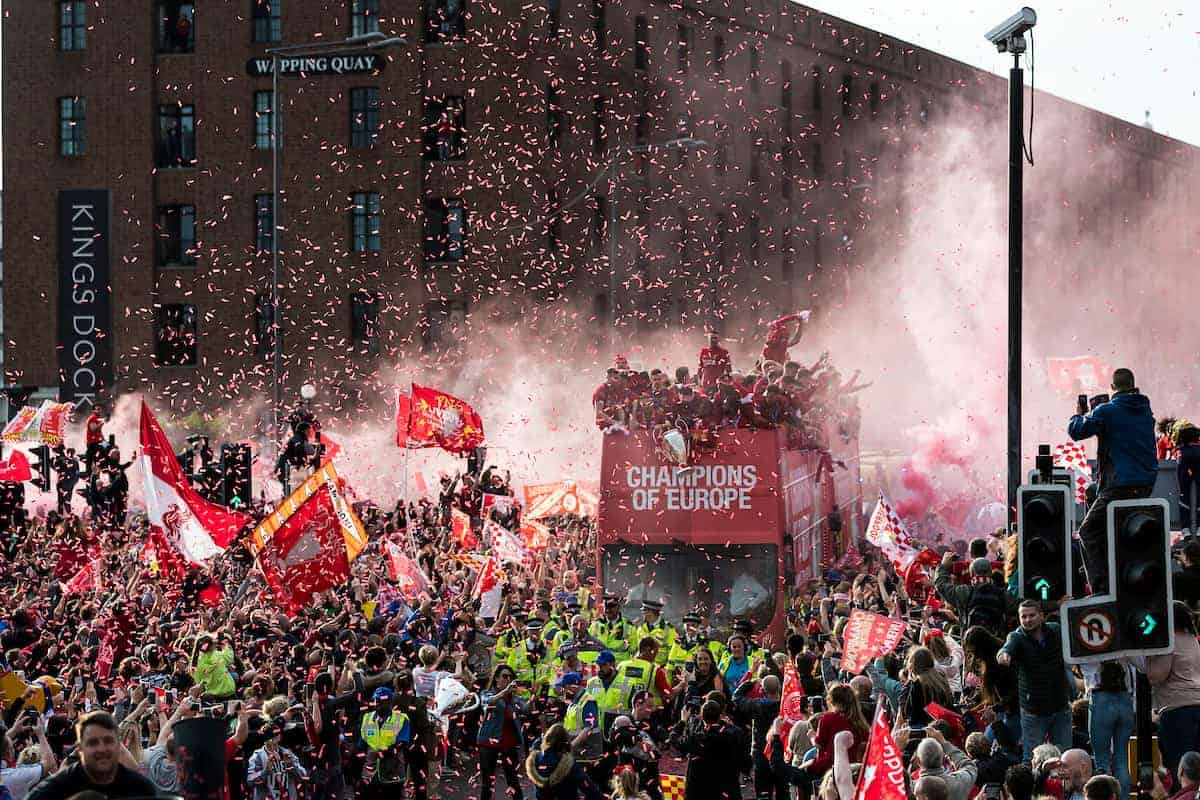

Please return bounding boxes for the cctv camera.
[984,7,1036,52]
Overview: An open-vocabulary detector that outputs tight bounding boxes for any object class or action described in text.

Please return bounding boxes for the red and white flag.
[773,656,806,758]
[1053,441,1093,504]
[62,558,104,595]
[484,518,528,565]
[406,384,485,454]
[853,707,907,800]
[523,480,598,520]
[473,553,501,598]
[0,450,32,483]
[385,541,433,599]
[482,492,514,517]
[520,518,551,551]
[1,400,74,446]
[248,460,369,615]
[865,492,923,577]
[140,402,251,570]
[451,507,479,549]
[840,609,908,675]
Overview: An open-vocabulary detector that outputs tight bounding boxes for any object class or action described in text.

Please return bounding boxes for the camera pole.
[1135,670,1154,800]
[1006,51,1024,522]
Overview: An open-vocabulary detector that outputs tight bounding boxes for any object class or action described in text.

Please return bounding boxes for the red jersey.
[761,312,804,365]
[697,346,731,390]
[85,413,104,446]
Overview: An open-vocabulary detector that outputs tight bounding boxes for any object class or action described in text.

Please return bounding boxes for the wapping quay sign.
[247,52,386,77]
[57,190,113,407]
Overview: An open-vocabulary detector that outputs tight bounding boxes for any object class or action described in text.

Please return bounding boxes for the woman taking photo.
[672,648,726,714]
[478,664,528,800]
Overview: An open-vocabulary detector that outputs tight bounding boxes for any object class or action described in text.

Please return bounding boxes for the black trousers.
[1079,484,1154,594]
[478,745,523,800]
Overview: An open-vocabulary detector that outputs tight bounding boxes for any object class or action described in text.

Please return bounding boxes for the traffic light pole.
[1135,671,1153,800]
[1006,55,1024,521]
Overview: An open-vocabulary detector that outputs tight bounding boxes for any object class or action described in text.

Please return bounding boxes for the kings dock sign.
[57,190,113,407]
[247,52,386,77]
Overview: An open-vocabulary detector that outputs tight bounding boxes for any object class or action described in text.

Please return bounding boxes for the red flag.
[385,541,433,599]
[414,471,428,495]
[95,627,116,681]
[307,429,340,464]
[520,518,551,550]
[484,518,528,565]
[865,492,925,577]
[840,609,908,675]
[140,403,251,573]
[396,391,411,448]
[62,558,103,595]
[407,384,485,454]
[198,579,224,608]
[473,554,501,598]
[451,507,478,549]
[853,707,907,800]
[1,400,73,446]
[0,450,32,483]
[249,461,369,615]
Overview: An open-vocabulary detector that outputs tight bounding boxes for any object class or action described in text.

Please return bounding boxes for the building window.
[781,61,792,113]
[350,192,382,253]
[546,0,560,36]
[158,104,196,167]
[781,141,793,199]
[811,141,824,178]
[869,82,881,118]
[58,97,85,156]
[546,82,564,148]
[158,1,195,53]
[749,214,760,269]
[714,125,729,174]
[254,91,276,150]
[425,0,466,42]
[677,25,690,74]
[155,304,198,366]
[634,16,648,70]
[351,0,380,37]
[592,195,608,250]
[351,87,382,149]
[157,205,196,267]
[781,226,794,285]
[254,194,273,253]
[712,36,724,76]
[252,0,281,43]
[635,108,649,146]
[592,0,605,51]
[350,290,381,354]
[425,198,466,262]
[59,1,86,51]
[750,46,761,94]
[547,188,561,254]
[920,97,931,124]
[841,75,854,118]
[424,96,465,160]
[254,292,275,356]
[592,95,606,154]
[812,66,822,111]
[750,138,762,184]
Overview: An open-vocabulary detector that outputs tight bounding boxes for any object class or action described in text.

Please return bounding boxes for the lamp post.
[607,136,707,351]
[264,31,405,459]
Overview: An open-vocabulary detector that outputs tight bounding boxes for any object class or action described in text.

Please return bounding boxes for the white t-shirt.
[412,666,451,699]
[2,764,45,800]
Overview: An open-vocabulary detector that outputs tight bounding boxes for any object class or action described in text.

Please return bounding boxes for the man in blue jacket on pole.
[1068,367,1158,594]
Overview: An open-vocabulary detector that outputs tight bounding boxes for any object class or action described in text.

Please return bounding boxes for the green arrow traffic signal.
[1139,614,1158,636]
[1034,577,1051,600]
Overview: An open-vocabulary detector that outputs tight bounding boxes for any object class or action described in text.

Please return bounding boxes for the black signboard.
[246,52,386,77]
[57,190,112,407]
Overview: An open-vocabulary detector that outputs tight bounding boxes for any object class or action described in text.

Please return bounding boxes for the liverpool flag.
[406,384,485,454]
[140,402,251,571]
[249,461,369,614]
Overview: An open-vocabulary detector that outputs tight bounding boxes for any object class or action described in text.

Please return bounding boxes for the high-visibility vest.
[361,709,411,752]
[590,617,632,660]
[494,628,523,663]
[665,637,725,671]
[507,640,552,693]
[634,620,676,665]
[613,657,661,711]
[563,694,604,761]
[586,674,623,722]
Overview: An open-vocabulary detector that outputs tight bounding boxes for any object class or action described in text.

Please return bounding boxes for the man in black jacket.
[29,711,158,800]
[735,675,785,800]
[996,601,1073,762]
[672,701,742,800]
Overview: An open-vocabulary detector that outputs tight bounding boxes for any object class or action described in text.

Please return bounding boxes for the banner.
[473,554,501,598]
[840,609,907,675]
[853,707,907,800]
[865,492,923,576]
[140,402,251,571]
[1,401,74,446]
[249,461,368,614]
[385,541,433,600]
[520,518,551,550]
[0,450,32,483]
[407,384,485,453]
[58,190,113,406]
[396,392,411,448]
[524,480,598,520]
[775,656,806,758]
[62,558,104,595]
[484,518,528,565]
[482,492,514,517]
[1046,356,1109,397]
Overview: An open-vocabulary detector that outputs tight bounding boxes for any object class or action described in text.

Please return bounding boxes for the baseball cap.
[372,687,394,702]
[596,650,616,665]
[554,672,583,689]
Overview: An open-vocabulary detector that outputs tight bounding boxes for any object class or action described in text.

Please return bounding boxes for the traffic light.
[1017,484,1071,602]
[220,443,253,509]
[28,445,51,491]
[1111,499,1173,651]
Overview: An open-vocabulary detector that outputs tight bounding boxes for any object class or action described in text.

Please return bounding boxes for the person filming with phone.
[1068,367,1157,594]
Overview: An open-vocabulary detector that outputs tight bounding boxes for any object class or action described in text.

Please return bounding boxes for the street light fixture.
[607,136,708,350]
[264,32,406,459]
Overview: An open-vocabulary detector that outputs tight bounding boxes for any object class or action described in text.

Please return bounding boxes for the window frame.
[254,194,274,253]
[350,191,382,254]
[252,0,282,44]
[157,204,197,267]
[59,1,86,51]
[157,103,197,168]
[350,290,382,354]
[157,1,196,54]
[58,96,86,157]
[350,87,382,149]
[253,90,275,150]
[425,198,467,263]
[423,95,466,161]
[634,16,648,71]
[351,0,381,37]
[677,24,690,74]
[155,303,199,367]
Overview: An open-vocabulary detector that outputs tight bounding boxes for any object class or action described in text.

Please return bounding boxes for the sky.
[809,0,1200,146]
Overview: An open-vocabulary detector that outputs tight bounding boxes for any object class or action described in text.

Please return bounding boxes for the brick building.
[3,1,1197,420]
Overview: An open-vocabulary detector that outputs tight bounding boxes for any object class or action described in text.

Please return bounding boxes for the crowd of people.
[0,365,1197,800]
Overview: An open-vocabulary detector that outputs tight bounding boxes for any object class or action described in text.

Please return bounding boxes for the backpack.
[966,583,1008,631]
[1096,661,1128,693]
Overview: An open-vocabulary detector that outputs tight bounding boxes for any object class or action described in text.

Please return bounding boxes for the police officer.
[556,672,604,764]
[562,570,593,617]
[614,636,668,713]
[506,618,551,697]
[587,650,623,734]
[554,614,606,670]
[494,608,528,665]
[591,595,632,662]
[666,612,725,671]
[634,599,676,666]
[360,687,412,798]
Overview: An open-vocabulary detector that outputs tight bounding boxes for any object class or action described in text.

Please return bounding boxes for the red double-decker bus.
[597,425,862,644]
